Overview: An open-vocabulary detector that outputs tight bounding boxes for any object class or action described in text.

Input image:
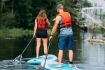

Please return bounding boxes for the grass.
[0,28,33,39]
[0,28,53,39]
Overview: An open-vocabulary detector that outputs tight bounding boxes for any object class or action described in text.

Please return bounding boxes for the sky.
[88,0,105,7]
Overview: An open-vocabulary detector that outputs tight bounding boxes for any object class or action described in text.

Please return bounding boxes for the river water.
[0,32,105,70]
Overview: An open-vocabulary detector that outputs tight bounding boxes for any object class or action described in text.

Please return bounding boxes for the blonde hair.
[36,9,47,21]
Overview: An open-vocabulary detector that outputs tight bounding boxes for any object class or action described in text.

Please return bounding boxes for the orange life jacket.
[59,12,72,28]
[37,18,47,30]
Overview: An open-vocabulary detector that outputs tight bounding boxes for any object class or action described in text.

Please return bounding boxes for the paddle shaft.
[21,36,35,55]
[42,39,51,70]
[14,36,35,60]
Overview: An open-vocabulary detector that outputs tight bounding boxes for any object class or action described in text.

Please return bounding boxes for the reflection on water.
[0,33,105,70]
[80,33,105,70]
[0,37,35,60]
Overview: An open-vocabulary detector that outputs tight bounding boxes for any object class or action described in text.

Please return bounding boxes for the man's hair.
[56,4,64,9]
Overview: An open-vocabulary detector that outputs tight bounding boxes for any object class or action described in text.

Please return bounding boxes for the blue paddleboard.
[45,62,79,70]
[27,54,57,65]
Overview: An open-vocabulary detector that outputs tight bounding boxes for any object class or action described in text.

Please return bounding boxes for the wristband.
[50,34,53,36]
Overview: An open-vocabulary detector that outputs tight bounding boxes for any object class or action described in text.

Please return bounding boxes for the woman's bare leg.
[42,38,48,55]
[36,38,41,58]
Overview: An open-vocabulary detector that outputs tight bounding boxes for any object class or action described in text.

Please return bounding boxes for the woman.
[33,9,51,58]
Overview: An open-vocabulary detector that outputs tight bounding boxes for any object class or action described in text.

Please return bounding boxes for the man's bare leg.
[69,50,74,67]
[57,50,63,67]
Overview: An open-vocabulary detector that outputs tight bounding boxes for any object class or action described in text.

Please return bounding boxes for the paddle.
[13,35,35,64]
[42,39,51,70]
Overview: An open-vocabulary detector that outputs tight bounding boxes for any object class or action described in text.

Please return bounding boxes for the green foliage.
[81,0,92,7]
[0,0,91,29]
[0,28,32,38]
[14,0,33,28]
[0,12,16,28]
[56,0,65,4]
[0,0,56,29]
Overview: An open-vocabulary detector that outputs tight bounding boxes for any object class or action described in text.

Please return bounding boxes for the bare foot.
[75,65,80,70]
[69,61,74,68]
[69,64,74,68]
[56,64,61,68]
[36,56,39,59]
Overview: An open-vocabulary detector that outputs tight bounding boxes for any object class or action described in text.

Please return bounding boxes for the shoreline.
[0,28,33,39]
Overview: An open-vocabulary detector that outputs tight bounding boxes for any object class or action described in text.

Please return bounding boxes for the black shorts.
[36,29,48,38]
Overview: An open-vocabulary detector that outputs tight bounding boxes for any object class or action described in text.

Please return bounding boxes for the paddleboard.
[43,61,80,70]
[27,54,57,65]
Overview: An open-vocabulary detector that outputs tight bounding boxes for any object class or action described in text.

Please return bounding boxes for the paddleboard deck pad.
[44,61,79,70]
[27,54,57,65]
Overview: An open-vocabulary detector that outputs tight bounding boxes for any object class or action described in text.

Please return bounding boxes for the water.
[80,33,105,70]
[80,2,105,69]
[0,33,105,70]
[0,37,35,60]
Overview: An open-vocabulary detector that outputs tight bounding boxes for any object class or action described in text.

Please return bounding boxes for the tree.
[0,0,16,28]
[0,0,85,29]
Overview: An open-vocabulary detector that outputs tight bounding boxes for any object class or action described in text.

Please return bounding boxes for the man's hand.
[49,35,53,40]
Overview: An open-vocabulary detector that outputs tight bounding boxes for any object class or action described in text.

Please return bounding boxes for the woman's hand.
[33,31,36,37]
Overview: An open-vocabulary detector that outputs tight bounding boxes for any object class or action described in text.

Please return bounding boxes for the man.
[50,4,75,67]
